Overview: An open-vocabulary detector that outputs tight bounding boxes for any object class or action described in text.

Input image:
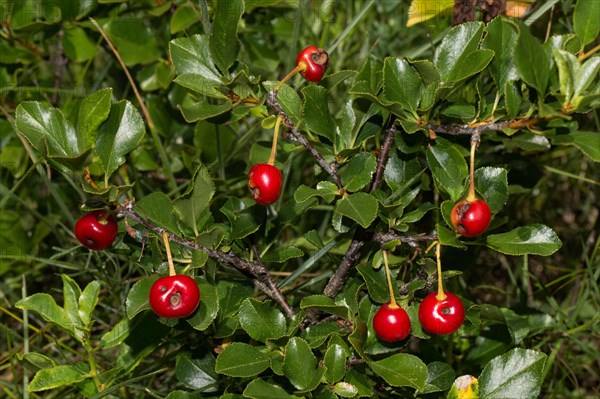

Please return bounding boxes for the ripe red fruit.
[248,163,283,205]
[418,291,465,335]
[450,198,491,237]
[74,210,118,250]
[373,302,412,342]
[296,45,330,82]
[149,275,200,318]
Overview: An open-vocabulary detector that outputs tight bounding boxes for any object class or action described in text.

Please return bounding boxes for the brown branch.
[322,118,401,299]
[372,231,437,248]
[266,90,344,192]
[117,200,295,318]
[322,231,369,298]
[428,117,544,136]
[371,118,397,191]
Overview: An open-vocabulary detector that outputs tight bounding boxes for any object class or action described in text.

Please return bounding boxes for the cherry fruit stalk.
[451,135,492,237]
[149,232,200,318]
[418,242,465,335]
[248,115,283,205]
[74,210,118,250]
[373,251,412,342]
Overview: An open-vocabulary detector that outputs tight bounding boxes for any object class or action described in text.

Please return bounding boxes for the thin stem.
[89,18,177,191]
[435,242,447,301]
[274,63,306,92]
[467,135,478,201]
[22,276,29,399]
[85,341,104,392]
[579,43,600,61]
[162,231,176,277]
[268,115,283,165]
[383,251,398,308]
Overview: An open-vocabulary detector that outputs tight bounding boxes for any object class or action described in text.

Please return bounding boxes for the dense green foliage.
[1,1,598,398]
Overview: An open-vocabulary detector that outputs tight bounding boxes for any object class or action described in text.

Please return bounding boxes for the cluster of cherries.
[73,46,493,336]
[247,45,329,205]
[373,139,492,342]
[74,211,200,318]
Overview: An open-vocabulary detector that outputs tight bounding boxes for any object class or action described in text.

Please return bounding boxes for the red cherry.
[373,302,411,342]
[248,163,283,205]
[296,45,330,82]
[74,210,118,250]
[418,291,465,335]
[450,198,491,237]
[149,275,200,318]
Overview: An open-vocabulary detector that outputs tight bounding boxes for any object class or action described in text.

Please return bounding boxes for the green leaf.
[514,23,552,94]
[99,318,130,349]
[263,246,304,263]
[474,167,508,214]
[175,352,218,391]
[504,81,522,119]
[426,138,468,201]
[574,0,600,46]
[62,27,97,62]
[170,35,223,87]
[239,298,287,342]
[340,152,377,192]
[434,22,493,83]
[551,131,600,162]
[383,57,423,113]
[179,99,233,122]
[324,344,348,384]
[17,352,56,373]
[28,364,89,392]
[77,88,112,148]
[356,264,392,303]
[78,280,100,328]
[574,56,600,99]
[302,85,336,142]
[126,276,158,319]
[243,379,296,399]
[186,280,219,331]
[486,224,562,256]
[272,84,303,124]
[103,18,160,66]
[209,0,243,74]
[335,193,379,228]
[294,184,337,204]
[170,4,198,34]
[283,337,322,391]
[215,343,270,377]
[422,361,455,394]
[482,17,519,87]
[95,100,145,178]
[437,223,465,249]
[370,353,428,389]
[553,48,578,106]
[136,192,180,233]
[16,102,84,158]
[479,348,547,399]
[174,163,215,233]
[61,274,83,337]
[300,295,349,318]
[15,294,74,336]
